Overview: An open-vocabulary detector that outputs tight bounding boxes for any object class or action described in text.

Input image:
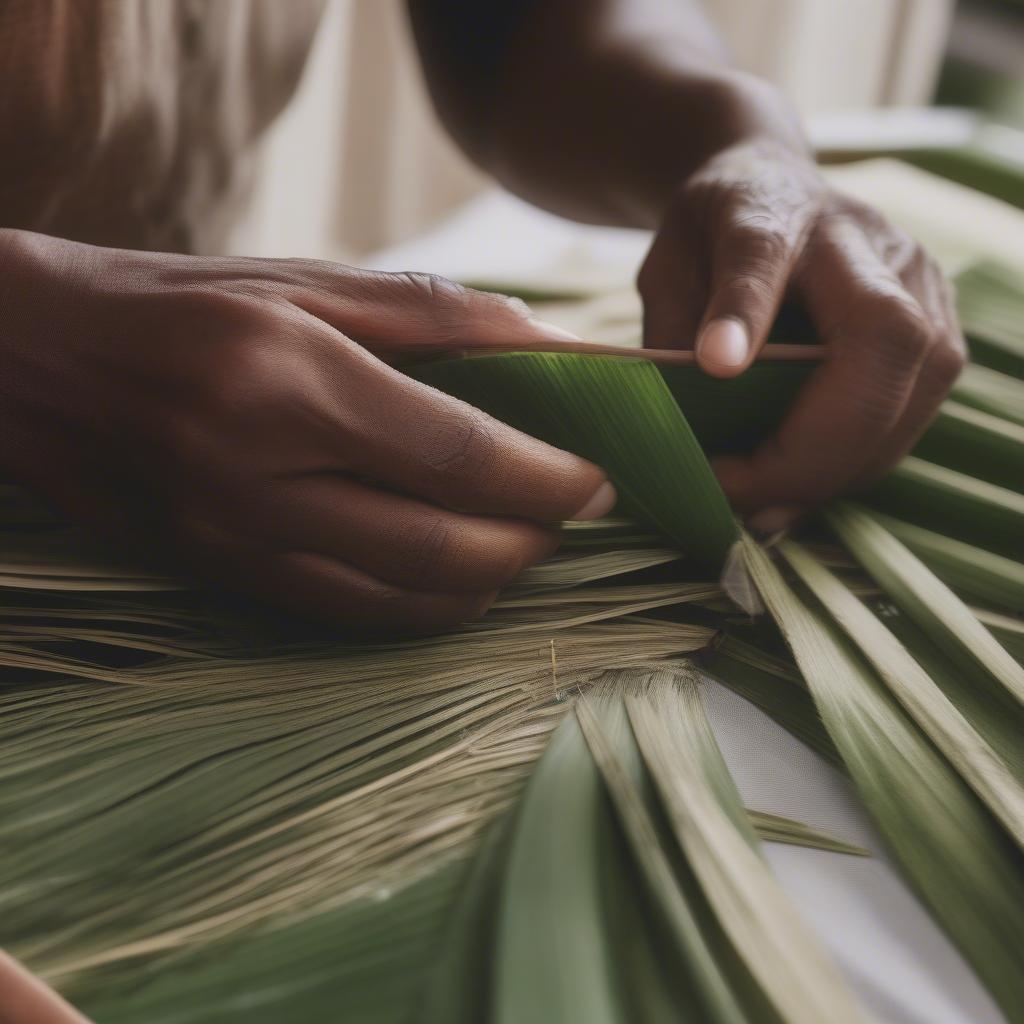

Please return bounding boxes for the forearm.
[409,0,808,228]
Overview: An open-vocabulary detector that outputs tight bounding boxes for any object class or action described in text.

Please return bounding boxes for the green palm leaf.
[740,531,1024,1019]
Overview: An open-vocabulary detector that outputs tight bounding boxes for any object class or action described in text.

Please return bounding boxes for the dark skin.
[0,0,964,638]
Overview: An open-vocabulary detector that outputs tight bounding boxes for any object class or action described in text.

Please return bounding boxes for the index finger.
[334,345,616,522]
[713,219,934,512]
[695,200,818,378]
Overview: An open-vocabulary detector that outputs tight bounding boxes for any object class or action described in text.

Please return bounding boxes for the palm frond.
[741,531,1024,1018]
[826,503,1024,707]
[778,538,1024,847]
[2,251,1023,1020]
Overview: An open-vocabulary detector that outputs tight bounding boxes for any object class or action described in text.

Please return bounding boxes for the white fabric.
[703,680,1002,1024]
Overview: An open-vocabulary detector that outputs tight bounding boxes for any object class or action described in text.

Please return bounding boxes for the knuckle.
[196,337,285,419]
[401,271,466,305]
[678,174,717,210]
[676,176,726,233]
[144,335,305,470]
[401,270,468,309]
[423,407,496,486]
[861,295,933,367]
[840,194,887,233]
[170,287,264,336]
[719,220,791,301]
[879,231,917,272]
[888,309,933,360]
[401,519,528,591]
[923,253,946,283]
[482,290,533,321]
[906,242,928,271]
[273,255,346,283]
[721,272,775,309]
[398,271,474,336]
[636,254,657,298]
[486,539,532,587]
[927,341,967,388]
[730,218,790,265]
[401,515,459,588]
[365,579,416,612]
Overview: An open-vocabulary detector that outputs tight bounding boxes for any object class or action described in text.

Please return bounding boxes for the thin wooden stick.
[401,341,826,366]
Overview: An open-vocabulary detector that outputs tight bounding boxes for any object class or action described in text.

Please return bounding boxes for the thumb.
[695,214,813,379]
[274,263,580,356]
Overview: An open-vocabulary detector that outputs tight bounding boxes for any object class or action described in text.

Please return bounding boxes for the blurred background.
[228,0,1024,262]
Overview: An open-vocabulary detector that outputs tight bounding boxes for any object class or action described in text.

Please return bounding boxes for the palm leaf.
[1,265,1022,1022]
[777,538,1024,848]
[951,363,1024,426]
[621,666,865,1024]
[954,259,1024,377]
[745,810,867,857]
[864,455,1024,556]
[867,511,1024,613]
[914,400,1024,491]
[740,531,1024,1019]
[574,691,749,1024]
[826,503,1024,707]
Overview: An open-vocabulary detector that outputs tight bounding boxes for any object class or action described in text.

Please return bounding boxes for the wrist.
[700,70,810,160]
[628,69,814,227]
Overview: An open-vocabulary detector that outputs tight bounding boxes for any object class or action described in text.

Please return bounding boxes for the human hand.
[0,232,614,630]
[0,950,92,1024]
[638,139,966,531]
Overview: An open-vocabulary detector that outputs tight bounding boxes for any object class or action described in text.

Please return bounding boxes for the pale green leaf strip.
[871,602,1024,787]
[865,455,1024,557]
[827,503,1024,706]
[617,666,756,845]
[868,511,1024,613]
[746,811,868,858]
[740,531,1024,1018]
[624,672,866,1024]
[417,823,509,1024]
[506,547,683,592]
[490,692,715,1024]
[917,399,1024,491]
[574,698,747,1024]
[71,858,465,1024]
[779,539,1024,851]
[952,363,1024,424]
[955,259,1024,373]
[976,610,1024,663]
[941,399,1024,441]
[489,706,624,1024]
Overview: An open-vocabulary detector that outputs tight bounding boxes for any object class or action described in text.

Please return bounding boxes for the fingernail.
[529,318,583,342]
[571,480,618,521]
[747,505,802,538]
[697,318,749,372]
